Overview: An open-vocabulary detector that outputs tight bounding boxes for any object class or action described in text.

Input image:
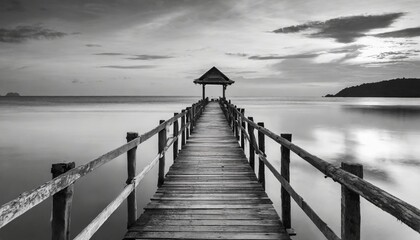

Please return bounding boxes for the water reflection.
[1,97,420,240]
[233,97,420,240]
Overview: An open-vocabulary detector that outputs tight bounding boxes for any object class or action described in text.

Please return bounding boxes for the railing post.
[190,104,195,134]
[235,106,239,141]
[228,105,233,130]
[257,122,265,189]
[247,117,255,170]
[51,162,75,240]
[158,120,166,187]
[181,110,186,147]
[341,162,363,240]
[281,133,292,230]
[240,109,245,150]
[186,107,190,139]
[173,113,179,161]
[126,132,138,228]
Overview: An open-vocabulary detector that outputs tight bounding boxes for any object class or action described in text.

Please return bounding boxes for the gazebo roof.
[193,66,235,85]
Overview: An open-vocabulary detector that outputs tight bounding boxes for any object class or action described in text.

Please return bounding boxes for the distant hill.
[4,92,21,97]
[325,78,420,97]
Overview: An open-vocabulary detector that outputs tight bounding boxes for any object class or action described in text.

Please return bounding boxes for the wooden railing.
[0,98,209,240]
[219,98,420,240]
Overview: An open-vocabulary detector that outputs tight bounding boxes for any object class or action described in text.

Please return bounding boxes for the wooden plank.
[125,231,290,239]
[124,102,289,240]
[130,225,283,232]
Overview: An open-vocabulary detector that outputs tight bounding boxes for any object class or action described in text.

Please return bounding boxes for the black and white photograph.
[0,1,420,240]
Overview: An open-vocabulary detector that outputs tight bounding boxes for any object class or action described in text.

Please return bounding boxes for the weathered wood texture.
[280,134,292,230]
[125,102,290,240]
[341,163,363,240]
[158,120,167,187]
[126,132,138,228]
[51,162,75,240]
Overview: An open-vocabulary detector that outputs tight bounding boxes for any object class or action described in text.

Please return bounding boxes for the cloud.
[2,0,24,12]
[273,13,405,43]
[71,79,83,84]
[327,44,366,54]
[127,54,173,60]
[375,51,418,60]
[94,52,124,56]
[0,25,67,43]
[234,71,257,74]
[374,27,420,38]
[249,53,320,60]
[85,44,102,47]
[99,65,155,69]
[225,53,248,57]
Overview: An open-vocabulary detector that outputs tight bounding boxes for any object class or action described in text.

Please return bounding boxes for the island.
[4,92,21,97]
[325,78,420,97]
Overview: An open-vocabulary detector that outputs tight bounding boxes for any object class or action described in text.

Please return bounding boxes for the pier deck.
[124,102,290,240]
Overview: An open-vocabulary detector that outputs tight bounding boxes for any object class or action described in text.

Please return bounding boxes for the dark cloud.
[249,53,319,60]
[374,27,420,38]
[0,25,67,43]
[225,52,248,57]
[71,79,82,84]
[127,54,173,60]
[99,65,155,69]
[1,0,24,12]
[94,52,124,56]
[273,13,405,43]
[375,51,418,60]
[85,44,102,47]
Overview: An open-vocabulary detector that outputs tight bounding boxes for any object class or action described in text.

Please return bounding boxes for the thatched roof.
[193,66,234,85]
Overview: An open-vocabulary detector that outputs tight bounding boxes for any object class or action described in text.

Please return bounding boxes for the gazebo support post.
[202,84,206,100]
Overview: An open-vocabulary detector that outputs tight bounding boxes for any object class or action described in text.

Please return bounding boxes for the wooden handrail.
[0,138,139,228]
[0,98,208,234]
[74,135,174,240]
[219,98,420,236]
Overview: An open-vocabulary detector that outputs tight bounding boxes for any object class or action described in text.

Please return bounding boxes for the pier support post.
[173,113,179,161]
[222,85,226,99]
[240,109,245,150]
[281,133,292,230]
[257,122,265,189]
[126,132,138,228]
[247,117,255,170]
[158,120,167,187]
[181,110,186,147]
[51,162,75,240]
[341,162,363,240]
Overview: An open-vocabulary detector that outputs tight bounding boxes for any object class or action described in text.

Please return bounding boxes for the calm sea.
[0,96,419,240]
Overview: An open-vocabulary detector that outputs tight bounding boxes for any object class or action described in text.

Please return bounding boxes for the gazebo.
[193,66,235,99]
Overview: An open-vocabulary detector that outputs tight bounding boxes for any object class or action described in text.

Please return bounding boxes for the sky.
[0,0,420,96]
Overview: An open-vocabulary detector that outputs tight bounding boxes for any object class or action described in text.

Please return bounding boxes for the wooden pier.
[1,98,420,240]
[1,67,420,240]
[124,102,290,240]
